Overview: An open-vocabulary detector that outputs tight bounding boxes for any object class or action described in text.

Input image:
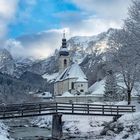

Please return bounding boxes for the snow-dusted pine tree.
[104,70,119,102]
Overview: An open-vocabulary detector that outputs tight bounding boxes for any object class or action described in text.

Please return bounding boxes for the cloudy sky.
[0,0,132,58]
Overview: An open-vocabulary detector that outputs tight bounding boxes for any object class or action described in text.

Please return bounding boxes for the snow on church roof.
[56,63,88,82]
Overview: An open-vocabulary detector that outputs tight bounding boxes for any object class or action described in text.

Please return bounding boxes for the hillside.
[0,28,117,95]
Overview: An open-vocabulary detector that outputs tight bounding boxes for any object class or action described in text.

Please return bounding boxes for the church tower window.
[64,59,67,67]
[58,31,70,74]
[71,82,74,89]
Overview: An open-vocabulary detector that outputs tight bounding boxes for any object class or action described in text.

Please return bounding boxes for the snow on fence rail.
[0,102,136,119]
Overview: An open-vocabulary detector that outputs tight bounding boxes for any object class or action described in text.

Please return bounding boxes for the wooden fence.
[0,102,136,119]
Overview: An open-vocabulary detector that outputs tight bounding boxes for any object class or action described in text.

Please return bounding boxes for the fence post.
[52,113,63,139]
[102,105,104,115]
[21,109,23,116]
[117,106,119,116]
[55,102,58,113]
[72,104,74,113]
[132,106,135,112]
[87,104,89,114]
[39,104,41,114]
[111,106,112,114]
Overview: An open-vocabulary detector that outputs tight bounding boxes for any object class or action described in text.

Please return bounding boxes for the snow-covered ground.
[34,92,52,98]
[114,112,140,140]
[89,79,105,96]
[0,121,13,140]
[32,115,112,138]
[89,77,140,98]
[31,101,140,139]
[63,115,112,136]
[61,91,73,97]
[99,111,140,140]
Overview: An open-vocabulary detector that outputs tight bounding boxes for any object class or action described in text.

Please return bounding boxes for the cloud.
[5,28,69,59]
[62,17,121,36]
[55,0,132,36]
[60,0,132,36]
[0,0,19,41]
[70,0,131,20]
[3,0,132,59]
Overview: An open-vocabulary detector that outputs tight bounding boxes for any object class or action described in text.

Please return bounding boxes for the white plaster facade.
[59,55,70,74]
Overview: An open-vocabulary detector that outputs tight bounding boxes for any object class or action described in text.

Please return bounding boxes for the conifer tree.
[104,70,119,102]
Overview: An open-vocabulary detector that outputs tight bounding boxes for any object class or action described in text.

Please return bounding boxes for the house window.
[81,84,83,87]
[71,82,74,89]
[80,89,84,92]
[64,59,67,67]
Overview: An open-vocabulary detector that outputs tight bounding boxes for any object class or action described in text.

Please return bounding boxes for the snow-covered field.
[32,114,113,138]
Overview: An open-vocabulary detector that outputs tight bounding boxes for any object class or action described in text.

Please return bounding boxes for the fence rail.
[0,102,135,119]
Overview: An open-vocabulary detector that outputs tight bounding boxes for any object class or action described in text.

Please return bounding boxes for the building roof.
[56,63,88,82]
[59,47,69,56]
[59,35,69,56]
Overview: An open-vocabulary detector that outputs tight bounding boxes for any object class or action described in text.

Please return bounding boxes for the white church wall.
[54,81,64,96]
[59,55,70,73]
[63,79,69,93]
[74,82,88,94]
[55,79,88,96]
[68,78,76,89]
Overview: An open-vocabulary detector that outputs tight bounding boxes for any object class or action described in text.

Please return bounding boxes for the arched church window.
[64,59,67,67]
[71,82,74,89]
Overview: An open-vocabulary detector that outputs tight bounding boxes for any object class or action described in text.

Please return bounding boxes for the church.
[54,34,88,96]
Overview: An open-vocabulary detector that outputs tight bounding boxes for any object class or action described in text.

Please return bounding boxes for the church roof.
[59,33,69,56]
[59,47,69,56]
[56,63,88,82]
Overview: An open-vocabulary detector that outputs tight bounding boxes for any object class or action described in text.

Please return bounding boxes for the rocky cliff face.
[66,28,115,86]
[67,28,115,63]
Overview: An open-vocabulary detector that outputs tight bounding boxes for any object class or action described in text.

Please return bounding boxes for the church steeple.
[62,31,67,48]
[59,31,69,56]
[58,32,70,73]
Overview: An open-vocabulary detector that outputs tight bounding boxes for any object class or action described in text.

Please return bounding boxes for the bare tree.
[107,0,140,105]
[108,29,140,105]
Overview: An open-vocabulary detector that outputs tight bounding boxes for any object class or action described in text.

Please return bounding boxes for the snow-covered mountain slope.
[0,28,116,87]
[5,28,115,64]
[67,28,115,63]
[42,72,58,83]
